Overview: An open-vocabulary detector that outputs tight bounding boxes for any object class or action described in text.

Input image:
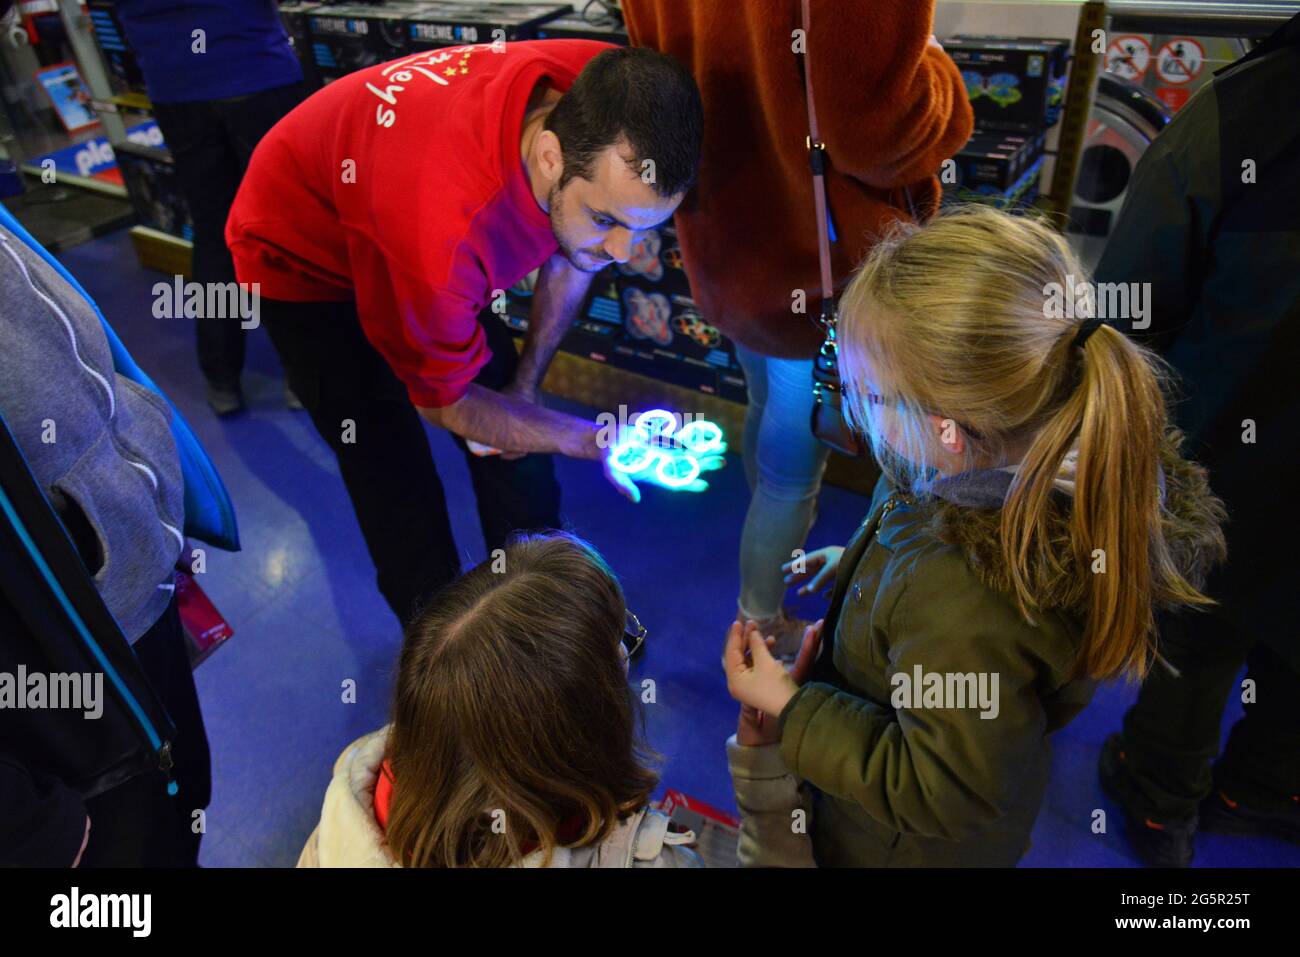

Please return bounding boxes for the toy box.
[492,220,746,402]
[176,570,234,669]
[657,790,741,869]
[943,35,1070,133]
[87,1,147,96]
[405,2,570,50]
[536,11,628,44]
[114,140,194,242]
[304,2,570,83]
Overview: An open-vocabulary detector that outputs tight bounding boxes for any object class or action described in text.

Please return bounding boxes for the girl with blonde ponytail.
[724,204,1225,867]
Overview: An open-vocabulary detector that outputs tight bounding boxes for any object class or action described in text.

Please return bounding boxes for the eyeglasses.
[621,609,647,660]
[863,392,985,442]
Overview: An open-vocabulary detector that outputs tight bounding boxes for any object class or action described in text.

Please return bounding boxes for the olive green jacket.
[778,445,1222,867]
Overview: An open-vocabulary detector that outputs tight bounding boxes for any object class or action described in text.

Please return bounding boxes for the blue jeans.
[734,343,830,621]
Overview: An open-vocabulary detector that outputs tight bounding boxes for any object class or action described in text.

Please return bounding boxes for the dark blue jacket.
[114,0,302,103]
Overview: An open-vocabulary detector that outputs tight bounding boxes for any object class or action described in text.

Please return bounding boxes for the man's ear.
[931,414,965,456]
[536,129,564,184]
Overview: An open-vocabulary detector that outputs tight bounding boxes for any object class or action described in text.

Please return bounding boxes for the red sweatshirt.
[226,40,614,408]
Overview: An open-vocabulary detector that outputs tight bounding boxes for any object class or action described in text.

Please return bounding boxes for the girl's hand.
[726,619,824,739]
[782,546,844,597]
[733,621,824,745]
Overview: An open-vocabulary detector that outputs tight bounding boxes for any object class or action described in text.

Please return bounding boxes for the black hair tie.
[1072,317,1106,349]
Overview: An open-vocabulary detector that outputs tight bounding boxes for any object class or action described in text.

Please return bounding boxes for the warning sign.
[1155,87,1192,112]
[1155,38,1205,85]
[1106,34,1151,81]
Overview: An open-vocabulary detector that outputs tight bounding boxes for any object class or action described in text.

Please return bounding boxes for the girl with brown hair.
[298,530,700,868]
[725,205,1227,866]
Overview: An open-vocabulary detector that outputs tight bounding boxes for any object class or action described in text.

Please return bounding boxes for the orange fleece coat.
[622,0,974,358]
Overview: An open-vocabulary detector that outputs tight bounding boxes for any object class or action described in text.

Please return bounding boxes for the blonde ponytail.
[838,204,1219,682]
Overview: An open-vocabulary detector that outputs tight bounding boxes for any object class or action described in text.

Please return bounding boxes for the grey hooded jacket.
[0,224,184,642]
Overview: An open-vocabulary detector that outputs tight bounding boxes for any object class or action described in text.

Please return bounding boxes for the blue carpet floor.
[56,228,1297,869]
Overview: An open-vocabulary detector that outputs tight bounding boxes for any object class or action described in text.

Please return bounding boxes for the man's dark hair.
[544,47,703,198]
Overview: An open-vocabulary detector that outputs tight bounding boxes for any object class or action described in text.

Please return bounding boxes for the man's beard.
[549,185,613,273]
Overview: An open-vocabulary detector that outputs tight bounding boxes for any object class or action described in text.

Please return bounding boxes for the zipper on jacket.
[872,492,913,538]
[158,741,178,795]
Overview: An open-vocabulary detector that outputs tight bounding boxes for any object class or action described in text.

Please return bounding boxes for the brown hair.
[384,531,658,867]
[837,204,1217,681]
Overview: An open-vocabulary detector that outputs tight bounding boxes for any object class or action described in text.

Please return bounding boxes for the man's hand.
[422,387,641,500]
[603,454,642,503]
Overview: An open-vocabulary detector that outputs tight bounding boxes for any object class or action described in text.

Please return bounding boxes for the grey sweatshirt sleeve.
[727,735,817,868]
[0,225,184,642]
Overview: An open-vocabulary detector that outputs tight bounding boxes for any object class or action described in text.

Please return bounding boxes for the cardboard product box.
[947,131,1038,194]
[610,222,745,399]
[305,2,427,82]
[657,790,741,869]
[279,1,325,89]
[87,1,147,96]
[536,12,628,44]
[492,223,747,402]
[305,3,570,82]
[944,35,1070,133]
[943,127,1045,204]
[114,140,193,242]
[175,570,234,669]
[404,2,572,49]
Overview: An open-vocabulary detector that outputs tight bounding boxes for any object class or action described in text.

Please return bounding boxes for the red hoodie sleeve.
[810,1,974,190]
[345,236,492,410]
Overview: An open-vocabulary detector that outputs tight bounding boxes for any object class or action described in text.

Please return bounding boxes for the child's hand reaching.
[782,546,844,598]
[726,619,823,746]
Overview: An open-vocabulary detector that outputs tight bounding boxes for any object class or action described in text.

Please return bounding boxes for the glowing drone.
[606,409,727,493]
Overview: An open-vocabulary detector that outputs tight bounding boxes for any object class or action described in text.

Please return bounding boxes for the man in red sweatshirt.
[227,41,702,622]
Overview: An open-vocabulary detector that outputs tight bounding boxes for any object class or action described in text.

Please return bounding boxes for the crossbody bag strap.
[799,0,835,320]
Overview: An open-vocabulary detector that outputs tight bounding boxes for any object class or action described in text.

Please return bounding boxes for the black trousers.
[1121,580,1300,820]
[262,299,562,623]
[82,596,212,867]
[151,82,306,388]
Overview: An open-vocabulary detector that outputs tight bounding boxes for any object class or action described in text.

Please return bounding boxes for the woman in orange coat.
[623,0,973,646]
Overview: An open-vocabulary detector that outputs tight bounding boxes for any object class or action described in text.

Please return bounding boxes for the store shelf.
[107,92,153,113]
[18,164,127,198]
[129,224,192,278]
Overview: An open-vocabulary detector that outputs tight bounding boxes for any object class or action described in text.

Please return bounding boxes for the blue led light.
[655,454,702,488]
[606,410,727,495]
[676,419,723,454]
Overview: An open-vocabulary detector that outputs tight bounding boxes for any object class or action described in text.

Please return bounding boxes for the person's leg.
[734,348,830,624]
[1208,642,1300,824]
[82,596,210,867]
[733,343,768,494]
[1116,604,1251,820]
[262,299,463,622]
[213,81,307,168]
[450,311,562,552]
[1098,595,1252,865]
[149,101,246,402]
